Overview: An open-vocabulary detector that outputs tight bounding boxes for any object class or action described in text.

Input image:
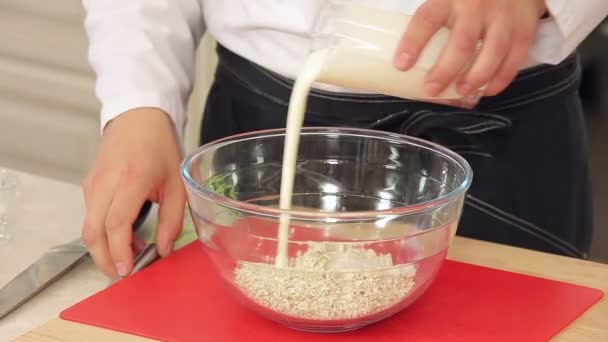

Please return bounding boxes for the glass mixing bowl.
[181,127,472,332]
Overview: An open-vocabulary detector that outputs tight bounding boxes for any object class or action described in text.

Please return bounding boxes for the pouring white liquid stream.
[274,4,469,267]
[275,49,329,267]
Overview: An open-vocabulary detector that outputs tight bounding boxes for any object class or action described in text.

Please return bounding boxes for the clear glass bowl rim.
[180,127,473,221]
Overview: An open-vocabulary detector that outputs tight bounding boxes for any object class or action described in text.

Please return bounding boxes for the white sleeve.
[82,0,205,139]
[529,0,608,65]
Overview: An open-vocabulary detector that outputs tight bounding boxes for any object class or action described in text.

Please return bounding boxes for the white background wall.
[0,0,217,184]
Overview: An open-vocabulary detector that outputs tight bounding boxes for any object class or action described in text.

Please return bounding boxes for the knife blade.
[0,238,88,319]
[0,201,152,319]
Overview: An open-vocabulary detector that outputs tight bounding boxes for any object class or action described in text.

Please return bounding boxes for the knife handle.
[106,242,159,287]
[131,243,160,274]
[133,200,152,232]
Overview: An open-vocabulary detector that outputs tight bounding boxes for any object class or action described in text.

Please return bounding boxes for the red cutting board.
[60,241,603,342]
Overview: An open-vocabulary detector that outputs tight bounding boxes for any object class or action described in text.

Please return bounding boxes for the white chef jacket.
[82,0,608,139]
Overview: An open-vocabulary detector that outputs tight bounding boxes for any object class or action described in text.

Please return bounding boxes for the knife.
[106,243,160,288]
[0,201,152,319]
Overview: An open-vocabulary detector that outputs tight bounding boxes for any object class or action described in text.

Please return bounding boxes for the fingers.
[393,0,450,71]
[81,170,119,278]
[395,1,542,100]
[156,177,186,257]
[458,15,512,96]
[483,24,536,96]
[424,5,483,96]
[105,165,154,276]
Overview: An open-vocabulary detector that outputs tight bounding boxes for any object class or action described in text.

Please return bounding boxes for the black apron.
[200,44,594,259]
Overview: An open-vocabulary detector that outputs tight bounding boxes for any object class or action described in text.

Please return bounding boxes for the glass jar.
[311,0,482,105]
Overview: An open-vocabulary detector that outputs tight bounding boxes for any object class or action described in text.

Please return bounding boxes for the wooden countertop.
[16,236,608,341]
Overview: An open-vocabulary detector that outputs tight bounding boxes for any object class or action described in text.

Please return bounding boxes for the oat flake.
[234,242,416,320]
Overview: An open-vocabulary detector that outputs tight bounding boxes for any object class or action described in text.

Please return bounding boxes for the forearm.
[529,0,608,65]
[82,0,205,139]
